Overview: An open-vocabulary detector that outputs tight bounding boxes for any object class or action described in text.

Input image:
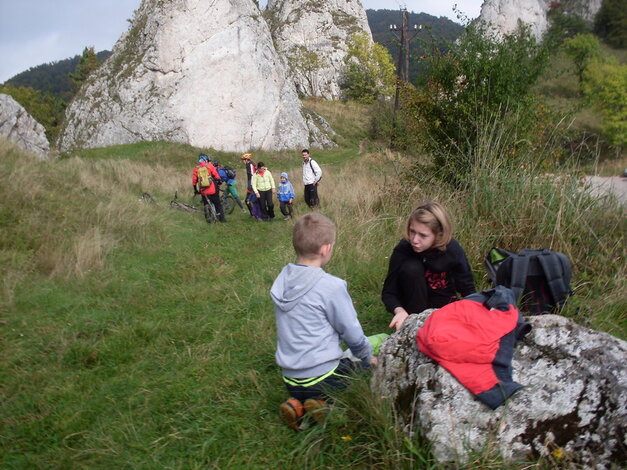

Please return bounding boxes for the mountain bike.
[171,191,218,223]
[192,186,234,217]
[219,186,235,214]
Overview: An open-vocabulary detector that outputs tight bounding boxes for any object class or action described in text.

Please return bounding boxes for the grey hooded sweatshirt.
[271,263,373,378]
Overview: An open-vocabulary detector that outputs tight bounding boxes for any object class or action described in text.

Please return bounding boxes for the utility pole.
[390,8,421,112]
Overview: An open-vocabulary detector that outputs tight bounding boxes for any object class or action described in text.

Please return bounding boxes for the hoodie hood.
[270,263,325,312]
[280,172,289,180]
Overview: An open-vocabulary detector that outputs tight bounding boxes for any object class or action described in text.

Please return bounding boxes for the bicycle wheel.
[222,194,235,214]
[204,201,218,223]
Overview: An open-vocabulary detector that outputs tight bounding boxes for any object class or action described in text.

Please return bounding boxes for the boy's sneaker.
[279,398,304,431]
[304,398,330,425]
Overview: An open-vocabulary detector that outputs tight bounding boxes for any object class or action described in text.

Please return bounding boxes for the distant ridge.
[3,51,111,102]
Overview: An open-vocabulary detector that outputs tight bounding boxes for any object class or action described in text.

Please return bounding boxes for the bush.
[583,60,627,148]
[389,23,550,186]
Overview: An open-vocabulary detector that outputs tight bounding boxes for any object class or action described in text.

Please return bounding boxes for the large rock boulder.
[267,0,372,100]
[58,0,334,152]
[478,0,603,40]
[0,94,50,159]
[372,311,626,468]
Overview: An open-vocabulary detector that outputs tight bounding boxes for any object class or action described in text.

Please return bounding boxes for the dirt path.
[582,176,627,204]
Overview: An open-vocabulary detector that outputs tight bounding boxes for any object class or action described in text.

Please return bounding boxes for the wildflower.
[341,435,352,441]
[552,448,564,460]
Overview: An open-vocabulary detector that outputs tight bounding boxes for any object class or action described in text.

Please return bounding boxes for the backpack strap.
[508,253,531,302]
[309,160,320,181]
[535,250,572,308]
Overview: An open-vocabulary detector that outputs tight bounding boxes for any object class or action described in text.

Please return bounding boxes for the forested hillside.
[366,9,464,85]
[3,50,111,102]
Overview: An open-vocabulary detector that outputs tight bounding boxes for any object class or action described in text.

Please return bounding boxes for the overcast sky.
[0,0,483,83]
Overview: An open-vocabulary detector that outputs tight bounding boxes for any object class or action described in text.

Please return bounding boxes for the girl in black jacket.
[382,201,476,330]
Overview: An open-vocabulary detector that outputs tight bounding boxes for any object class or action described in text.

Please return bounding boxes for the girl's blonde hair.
[405,201,452,251]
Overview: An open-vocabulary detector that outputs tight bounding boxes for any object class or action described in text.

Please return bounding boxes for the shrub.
[582,60,627,148]
[391,23,550,186]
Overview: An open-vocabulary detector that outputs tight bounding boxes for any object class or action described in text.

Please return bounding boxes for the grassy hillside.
[1,99,625,469]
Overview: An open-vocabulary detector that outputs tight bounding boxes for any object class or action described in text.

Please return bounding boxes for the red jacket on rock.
[192,162,221,196]
[417,286,531,409]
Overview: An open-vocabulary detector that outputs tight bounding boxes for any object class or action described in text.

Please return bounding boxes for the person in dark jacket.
[382,201,475,330]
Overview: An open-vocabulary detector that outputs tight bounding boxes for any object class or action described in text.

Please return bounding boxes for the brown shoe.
[279,398,304,431]
[304,398,330,425]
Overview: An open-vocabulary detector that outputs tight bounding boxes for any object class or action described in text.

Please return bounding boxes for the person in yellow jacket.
[252,161,276,220]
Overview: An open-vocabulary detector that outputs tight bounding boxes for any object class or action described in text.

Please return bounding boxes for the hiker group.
[270,202,572,431]
[192,149,322,223]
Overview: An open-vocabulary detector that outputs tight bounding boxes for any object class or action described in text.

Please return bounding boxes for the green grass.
[1,93,625,469]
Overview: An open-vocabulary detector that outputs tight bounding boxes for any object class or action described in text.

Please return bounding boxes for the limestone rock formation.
[58,0,334,152]
[0,93,50,159]
[372,311,626,468]
[267,0,372,100]
[478,0,603,39]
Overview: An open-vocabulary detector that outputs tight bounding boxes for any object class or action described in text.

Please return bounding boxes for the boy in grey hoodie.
[271,213,375,431]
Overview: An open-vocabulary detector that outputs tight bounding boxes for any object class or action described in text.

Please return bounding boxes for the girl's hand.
[389,309,409,331]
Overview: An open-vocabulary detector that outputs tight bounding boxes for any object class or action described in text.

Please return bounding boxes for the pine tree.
[69,47,100,91]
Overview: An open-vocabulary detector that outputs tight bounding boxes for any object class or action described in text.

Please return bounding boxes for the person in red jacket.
[192,154,225,222]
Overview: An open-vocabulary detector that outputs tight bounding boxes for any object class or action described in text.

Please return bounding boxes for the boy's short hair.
[293,214,336,257]
[405,201,452,251]
[301,149,310,154]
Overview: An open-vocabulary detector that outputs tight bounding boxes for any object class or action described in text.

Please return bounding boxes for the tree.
[562,34,601,89]
[583,61,627,148]
[394,23,550,186]
[0,84,66,142]
[594,0,627,48]
[287,46,327,97]
[69,47,100,91]
[340,32,396,103]
[544,6,591,48]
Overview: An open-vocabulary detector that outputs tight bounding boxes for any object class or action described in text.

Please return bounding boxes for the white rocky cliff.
[58,0,333,152]
[0,94,50,159]
[267,0,372,100]
[478,0,603,39]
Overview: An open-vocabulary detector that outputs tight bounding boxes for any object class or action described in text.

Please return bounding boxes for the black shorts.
[282,358,366,402]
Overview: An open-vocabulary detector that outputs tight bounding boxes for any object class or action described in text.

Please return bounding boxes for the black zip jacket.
[382,238,476,314]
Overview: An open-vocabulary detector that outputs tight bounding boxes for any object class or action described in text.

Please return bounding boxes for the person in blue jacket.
[215,161,245,212]
[277,172,295,220]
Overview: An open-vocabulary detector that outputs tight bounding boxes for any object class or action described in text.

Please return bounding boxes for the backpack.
[197,165,213,189]
[485,247,572,315]
[223,166,236,180]
[309,160,322,183]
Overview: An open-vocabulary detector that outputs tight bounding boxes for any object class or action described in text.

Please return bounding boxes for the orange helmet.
[241,153,252,160]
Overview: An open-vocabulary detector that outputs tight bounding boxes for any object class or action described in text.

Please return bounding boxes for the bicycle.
[219,185,235,214]
[192,186,233,218]
[171,191,218,223]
